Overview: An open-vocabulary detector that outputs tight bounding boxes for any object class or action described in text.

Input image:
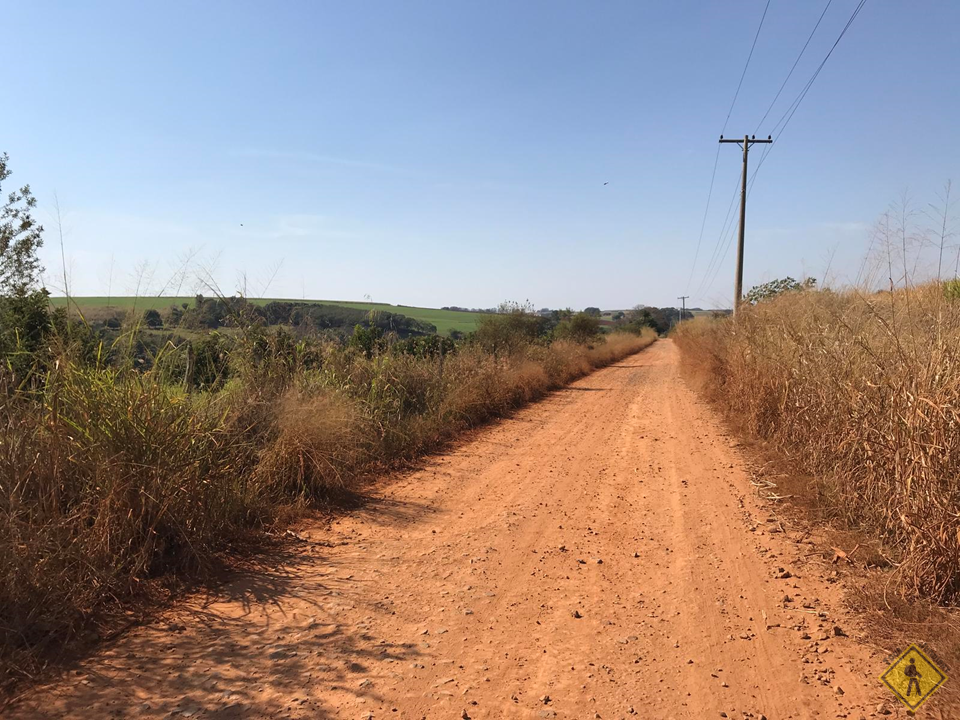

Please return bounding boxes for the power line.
[702,174,760,299]
[700,153,770,299]
[754,0,835,134]
[695,170,742,299]
[697,156,757,300]
[757,0,868,175]
[687,0,772,293]
[686,145,722,293]
[721,134,772,314]
[722,0,772,135]
[699,142,776,300]
[702,209,741,301]
[697,0,869,302]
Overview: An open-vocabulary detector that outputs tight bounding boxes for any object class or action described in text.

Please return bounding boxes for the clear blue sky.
[3,1,958,309]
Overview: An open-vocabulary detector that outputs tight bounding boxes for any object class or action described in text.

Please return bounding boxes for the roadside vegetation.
[0,156,657,688]
[675,278,960,605]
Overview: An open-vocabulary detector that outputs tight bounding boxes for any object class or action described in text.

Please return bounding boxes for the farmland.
[48,296,483,336]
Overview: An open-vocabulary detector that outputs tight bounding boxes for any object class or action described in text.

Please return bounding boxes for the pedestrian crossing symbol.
[880,644,947,711]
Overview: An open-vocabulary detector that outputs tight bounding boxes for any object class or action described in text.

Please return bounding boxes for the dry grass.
[0,328,655,687]
[254,389,370,497]
[674,284,960,604]
[849,578,960,709]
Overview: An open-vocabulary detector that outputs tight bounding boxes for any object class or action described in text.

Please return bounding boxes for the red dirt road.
[10,340,897,719]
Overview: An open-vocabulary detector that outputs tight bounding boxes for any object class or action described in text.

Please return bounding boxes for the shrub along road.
[10,341,895,719]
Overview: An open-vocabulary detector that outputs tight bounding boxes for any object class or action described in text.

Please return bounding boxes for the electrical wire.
[695,171,743,299]
[757,0,868,175]
[686,0,772,293]
[722,0,772,135]
[754,0,835,135]
[686,145,723,293]
[694,0,869,302]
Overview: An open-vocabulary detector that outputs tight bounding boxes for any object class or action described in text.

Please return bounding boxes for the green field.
[49,297,484,336]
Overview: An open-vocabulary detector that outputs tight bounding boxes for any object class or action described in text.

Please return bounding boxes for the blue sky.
[3,1,958,309]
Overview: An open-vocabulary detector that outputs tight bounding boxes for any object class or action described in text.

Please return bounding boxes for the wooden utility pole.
[677,295,689,326]
[719,134,772,316]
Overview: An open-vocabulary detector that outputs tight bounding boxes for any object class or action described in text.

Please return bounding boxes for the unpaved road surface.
[11,340,900,719]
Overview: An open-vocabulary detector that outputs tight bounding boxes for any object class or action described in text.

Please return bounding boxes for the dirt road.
[11,340,893,719]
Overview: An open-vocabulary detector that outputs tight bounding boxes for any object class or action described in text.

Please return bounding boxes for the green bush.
[553,312,600,344]
[472,302,548,354]
[0,290,53,380]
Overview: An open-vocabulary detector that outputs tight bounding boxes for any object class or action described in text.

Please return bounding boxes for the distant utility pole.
[677,295,689,326]
[719,134,772,316]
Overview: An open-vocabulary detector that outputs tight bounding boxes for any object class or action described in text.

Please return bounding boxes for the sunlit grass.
[675,284,960,603]
[0,326,655,685]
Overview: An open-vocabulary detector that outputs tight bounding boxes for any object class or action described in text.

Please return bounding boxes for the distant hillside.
[48,297,483,336]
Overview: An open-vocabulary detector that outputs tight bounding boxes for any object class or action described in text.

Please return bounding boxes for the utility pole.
[719,134,772,316]
[677,295,689,326]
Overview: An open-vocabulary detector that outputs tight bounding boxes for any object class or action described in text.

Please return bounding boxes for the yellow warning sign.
[880,644,947,711]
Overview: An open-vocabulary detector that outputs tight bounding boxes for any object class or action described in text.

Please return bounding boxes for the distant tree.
[473,301,548,354]
[612,311,625,321]
[0,153,44,298]
[616,305,690,335]
[583,306,602,317]
[554,312,600,344]
[619,306,661,334]
[745,277,816,305]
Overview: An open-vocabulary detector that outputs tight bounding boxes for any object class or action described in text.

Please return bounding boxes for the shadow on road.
[8,542,423,719]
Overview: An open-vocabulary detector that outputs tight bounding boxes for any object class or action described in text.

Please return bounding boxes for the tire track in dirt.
[9,340,892,719]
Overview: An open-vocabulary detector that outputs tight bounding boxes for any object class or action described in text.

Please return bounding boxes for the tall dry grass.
[0,328,656,686]
[674,285,960,603]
